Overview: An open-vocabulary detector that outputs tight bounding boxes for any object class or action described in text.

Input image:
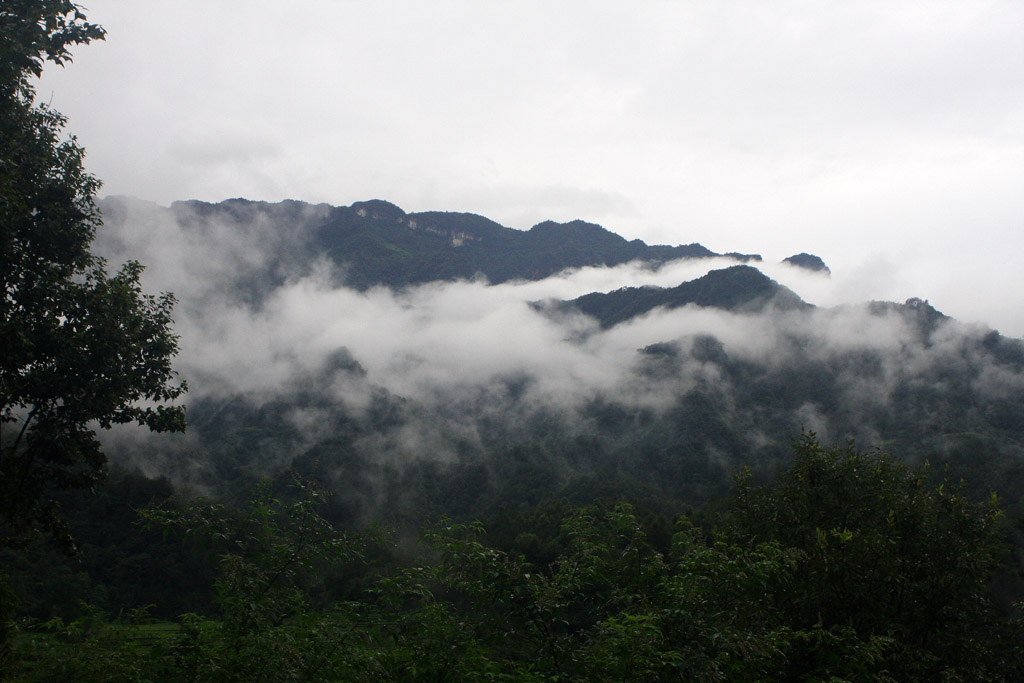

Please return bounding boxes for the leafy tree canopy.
[726,434,1014,678]
[12,440,1022,681]
[0,1,185,550]
[0,1,105,92]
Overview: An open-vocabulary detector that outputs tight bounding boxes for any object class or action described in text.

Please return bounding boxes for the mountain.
[313,199,745,287]
[92,195,1024,527]
[548,265,810,329]
[99,196,743,299]
[782,252,830,274]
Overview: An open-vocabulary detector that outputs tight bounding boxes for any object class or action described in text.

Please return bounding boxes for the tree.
[726,434,1017,679]
[1,2,186,550]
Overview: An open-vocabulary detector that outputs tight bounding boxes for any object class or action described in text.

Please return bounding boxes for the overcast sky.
[37,0,1024,336]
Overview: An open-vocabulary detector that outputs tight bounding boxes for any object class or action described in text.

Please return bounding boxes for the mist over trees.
[83,195,1024,526]
[4,3,1024,680]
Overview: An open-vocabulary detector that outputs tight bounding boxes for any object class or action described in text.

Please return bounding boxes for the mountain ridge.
[90,194,1024,542]
[100,196,760,293]
[552,265,811,329]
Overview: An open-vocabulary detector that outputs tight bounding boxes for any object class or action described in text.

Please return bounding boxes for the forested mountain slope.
[548,264,810,328]
[87,198,1024,528]
[9,194,1024,679]
[9,4,1023,676]
[98,196,733,298]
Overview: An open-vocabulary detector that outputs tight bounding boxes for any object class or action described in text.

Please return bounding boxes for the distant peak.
[349,199,406,221]
[559,264,810,329]
[724,252,763,263]
[529,219,614,235]
[782,253,830,274]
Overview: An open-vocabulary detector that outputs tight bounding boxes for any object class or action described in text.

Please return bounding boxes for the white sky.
[37,0,1024,337]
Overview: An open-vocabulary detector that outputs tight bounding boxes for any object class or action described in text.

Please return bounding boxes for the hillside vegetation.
[5,6,1024,678]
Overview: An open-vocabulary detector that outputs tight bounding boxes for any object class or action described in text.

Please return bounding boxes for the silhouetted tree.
[1,1,185,550]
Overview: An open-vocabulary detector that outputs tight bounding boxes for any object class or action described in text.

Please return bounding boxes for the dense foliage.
[4,437,1022,681]
[0,1,186,549]
[4,4,1024,681]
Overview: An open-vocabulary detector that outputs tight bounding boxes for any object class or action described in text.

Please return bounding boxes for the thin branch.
[11,406,38,457]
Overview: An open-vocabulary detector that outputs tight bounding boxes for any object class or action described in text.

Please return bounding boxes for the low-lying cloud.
[93,199,1024,503]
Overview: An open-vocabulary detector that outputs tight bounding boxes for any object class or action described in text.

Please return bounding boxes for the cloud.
[32,1,1024,341]
[451,184,638,231]
[93,198,1014,416]
[88,197,1024,511]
